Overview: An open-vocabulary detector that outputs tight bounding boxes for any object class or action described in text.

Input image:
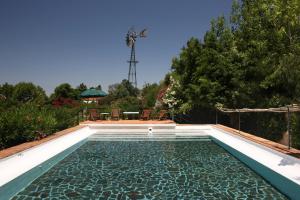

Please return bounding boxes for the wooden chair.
[140,109,152,120]
[88,109,99,121]
[111,108,120,120]
[157,110,168,120]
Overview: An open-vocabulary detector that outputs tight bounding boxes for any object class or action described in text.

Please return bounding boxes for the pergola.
[217,104,300,113]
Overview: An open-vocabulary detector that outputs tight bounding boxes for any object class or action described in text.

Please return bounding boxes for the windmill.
[126,27,147,88]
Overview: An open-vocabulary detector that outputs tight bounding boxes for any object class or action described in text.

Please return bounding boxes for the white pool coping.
[0,124,299,199]
[209,126,300,186]
[0,126,95,187]
[86,124,176,127]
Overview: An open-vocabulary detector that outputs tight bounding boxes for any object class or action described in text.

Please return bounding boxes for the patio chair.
[88,109,99,121]
[157,110,168,120]
[140,109,152,120]
[111,108,121,120]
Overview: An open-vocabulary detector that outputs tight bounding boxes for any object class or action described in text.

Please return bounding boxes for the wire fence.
[174,107,300,150]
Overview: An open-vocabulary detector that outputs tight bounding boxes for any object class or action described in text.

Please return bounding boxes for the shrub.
[111,96,141,112]
[51,106,79,131]
[291,114,300,149]
[0,104,57,149]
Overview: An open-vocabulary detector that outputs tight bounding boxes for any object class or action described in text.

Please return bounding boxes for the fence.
[174,105,300,150]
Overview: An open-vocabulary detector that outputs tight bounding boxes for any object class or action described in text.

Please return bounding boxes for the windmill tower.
[126,28,147,88]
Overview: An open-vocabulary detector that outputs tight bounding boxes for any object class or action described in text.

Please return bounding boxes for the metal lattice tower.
[126,28,147,88]
[127,41,138,88]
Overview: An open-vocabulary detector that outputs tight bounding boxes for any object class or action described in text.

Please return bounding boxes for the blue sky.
[0,0,232,95]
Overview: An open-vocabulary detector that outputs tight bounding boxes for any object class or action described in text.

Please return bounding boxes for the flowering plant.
[162,75,181,108]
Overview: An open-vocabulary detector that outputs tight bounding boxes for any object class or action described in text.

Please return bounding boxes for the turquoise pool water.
[12,138,287,199]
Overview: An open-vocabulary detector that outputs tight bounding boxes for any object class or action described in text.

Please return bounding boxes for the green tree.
[141,83,160,108]
[0,83,14,99]
[108,79,138,99]
[73,83,87,100]
[106,80,140,111]
[234,0,300,107]
[170,16,245,112]
[111,96,140,112]
[96,84,102,90]
[12,82,47,105]
[170,0,300,111]
[168,0,300,147]
[52,83,76,99]
[0,83,15,110]
[77,83,87,92]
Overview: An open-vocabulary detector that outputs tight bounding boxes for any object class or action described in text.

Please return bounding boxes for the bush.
[111,96,141,112]
[51,106,79,131]
[291,114,300,149]
[141,83,160,109]
[0,104,57,149]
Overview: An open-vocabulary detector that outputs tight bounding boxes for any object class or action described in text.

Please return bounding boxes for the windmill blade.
[126,35,134,47]
[139,29,147,37]
[126,34,130,47]
[129,37,135,46]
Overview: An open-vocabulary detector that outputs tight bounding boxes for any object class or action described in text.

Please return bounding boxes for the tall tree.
[171,16,245,112]
[0,83,14,98]
[234,0,300,107]
[77,83,87,92]
[52,83,76,99]
[96,84,102,90]
[108,79,138,99]
[12,82,47,105]
[167,0,300,146]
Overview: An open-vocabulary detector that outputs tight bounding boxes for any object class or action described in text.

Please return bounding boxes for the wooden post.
[172,107,174,121]
[238,110,241,134]
[287,106,291,149]
[77,111,79,125]
[215,109,218,125]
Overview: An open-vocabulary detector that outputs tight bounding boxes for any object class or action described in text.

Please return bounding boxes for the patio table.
[123,111,139,120]
[100,112,110,120]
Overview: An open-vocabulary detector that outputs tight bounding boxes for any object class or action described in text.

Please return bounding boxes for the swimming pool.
[1,124,300,199]
[11,137,287,199]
